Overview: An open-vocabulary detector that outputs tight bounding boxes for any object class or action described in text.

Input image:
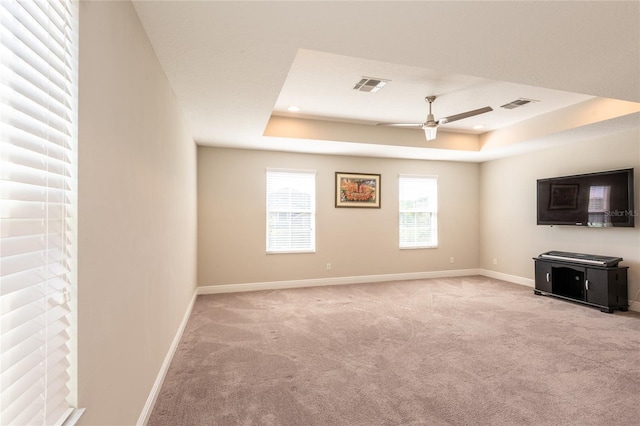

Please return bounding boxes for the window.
[588,185,612,226]
[399,175,438,248]
[1,1,78,425]
[266,169,316,253]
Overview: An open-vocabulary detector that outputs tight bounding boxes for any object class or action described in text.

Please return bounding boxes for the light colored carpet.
[149,276,640,425]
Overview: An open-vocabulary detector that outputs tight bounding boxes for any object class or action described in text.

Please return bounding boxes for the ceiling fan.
[377,96,493,140]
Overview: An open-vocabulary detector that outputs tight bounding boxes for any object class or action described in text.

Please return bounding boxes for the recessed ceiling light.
[287,106,301,112]
[473,124,486,130]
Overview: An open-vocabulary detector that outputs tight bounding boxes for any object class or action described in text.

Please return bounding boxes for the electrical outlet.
[449,257,455,264]
[326,263,332,271]
[493,258,498,265]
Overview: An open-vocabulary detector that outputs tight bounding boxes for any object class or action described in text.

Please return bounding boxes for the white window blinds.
[266,169,316,253]
[588,185,612,226]
[1,1,78,425]
[399,175,438,248]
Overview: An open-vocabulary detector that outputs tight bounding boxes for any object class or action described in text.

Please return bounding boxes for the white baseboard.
[137,289,198,426]
[199,270,640,313]
[478,269,535,288]
[197,269,483,295]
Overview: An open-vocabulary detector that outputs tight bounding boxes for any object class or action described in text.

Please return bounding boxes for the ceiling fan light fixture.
[424,105,438,140]
[424,126,437,141]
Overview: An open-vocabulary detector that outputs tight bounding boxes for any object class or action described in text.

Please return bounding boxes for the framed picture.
[335,172,381,208]
[549,183,579,210]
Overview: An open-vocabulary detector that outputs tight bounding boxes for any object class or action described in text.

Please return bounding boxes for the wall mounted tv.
[537,168,635,227]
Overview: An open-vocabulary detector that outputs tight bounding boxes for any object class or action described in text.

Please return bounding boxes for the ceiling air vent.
[353,77,390,93]
[500,98,539,109]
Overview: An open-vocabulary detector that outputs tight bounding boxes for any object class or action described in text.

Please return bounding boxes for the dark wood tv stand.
[533,254,628,313]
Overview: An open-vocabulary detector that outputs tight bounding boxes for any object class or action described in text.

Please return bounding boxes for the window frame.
[398,174,438,249]
[265,168,317,254]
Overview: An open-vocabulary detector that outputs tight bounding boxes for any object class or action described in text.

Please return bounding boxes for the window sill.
[62,408,85,426]
[400,245,438,250]
[266,249,316,255]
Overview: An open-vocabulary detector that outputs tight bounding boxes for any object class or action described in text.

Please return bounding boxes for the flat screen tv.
[537,168,635,227]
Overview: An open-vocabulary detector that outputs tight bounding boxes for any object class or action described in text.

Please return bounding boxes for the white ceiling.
[132,1,640,162]
[273,49,594,132]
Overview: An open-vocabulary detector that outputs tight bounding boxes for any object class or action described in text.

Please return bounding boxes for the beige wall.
[480,129,640,306]
[78,2,197,425]
[199,131,640,308]
[198,147,480,286]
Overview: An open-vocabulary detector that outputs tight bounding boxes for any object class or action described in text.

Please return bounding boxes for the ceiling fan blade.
[376,123,424,127]
[439,106,493,124]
